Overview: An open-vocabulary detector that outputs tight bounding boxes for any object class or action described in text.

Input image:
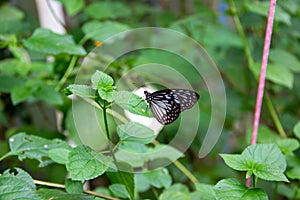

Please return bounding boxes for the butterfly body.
[144,89,199,125]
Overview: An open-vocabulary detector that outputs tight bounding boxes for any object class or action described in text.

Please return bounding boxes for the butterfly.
[144,89,200,125]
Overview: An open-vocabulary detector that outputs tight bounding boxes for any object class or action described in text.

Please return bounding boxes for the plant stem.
[173,160,199,184]
[55,56,78,91]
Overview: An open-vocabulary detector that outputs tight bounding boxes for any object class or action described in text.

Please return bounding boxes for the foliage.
[0,0,300,199]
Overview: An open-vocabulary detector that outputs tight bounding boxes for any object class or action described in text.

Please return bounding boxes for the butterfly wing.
[145,89,181,125]
[171,89,199,111]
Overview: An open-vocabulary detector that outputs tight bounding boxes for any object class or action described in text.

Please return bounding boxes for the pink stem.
[246,0,277,187]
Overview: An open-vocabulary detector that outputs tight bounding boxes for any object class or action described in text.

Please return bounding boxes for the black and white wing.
[171,89,199,111]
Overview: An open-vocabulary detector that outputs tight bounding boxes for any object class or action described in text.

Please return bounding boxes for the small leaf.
[11,86,31,105]
[117,122,155,144]
[0,168,39,200]
[106,162,134,200]
[144,168,172,189]
[7,132,71,167]
[84,2,131,20]
[37,188,93,200]
[159,190,191,200]
[269,49,300,73]
[48,148,70,165]
[250,63,293,89]
[286,167,300,180]
[82,21,129,41]
[91,70,114,88]
[276,138,300,154]
[23,28,86,55]
[114,91,151,117]
[108,184,130,199]
[65,179,83,194]
[66,145,111,180]
[65,84,96,98]
[293,121,300,139]
[219,154,250,171]
[57,0,84,15]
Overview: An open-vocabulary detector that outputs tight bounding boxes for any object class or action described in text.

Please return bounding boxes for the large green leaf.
[23,28,86,55]
[57,0,84,15]
[65,84,96,99]
[269,49,300,73]
[7,132,71,167]
[220,144,289,182]
[215,179,268,200]
[159,190,191,200]
[0,168,39,200]
[117,122,155,144]
[144,168,172,189]
[66,145,111,180]
[91,70,115,102]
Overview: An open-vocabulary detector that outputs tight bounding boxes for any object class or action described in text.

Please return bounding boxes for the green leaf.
[293,121,300,139]
[220,144,289,182]
[65,84,96,98]
[65,179,83,194]
[214,178,249,199]
[82,21,129,41]
[23,28,86,55]
[91,70,114,88]
[117,122,155,144]
[57,0,84,15]
[193,183,216,199]
[0,5,24,34]
[48,148,70,165]
[115,142,147,168]
[286,167,300,180]
[84,2,131,20]
[108,184,130,199]
[245,2,291,25]
[241,188,268,200]
[250,63,294,88]
[276,138,299,154]
[144,168,172,189]
[0,168,39,200]
[7,132,71,167]
[34,85,63,105]
[66,145,111,180]
[269,49,300,73]
[159,190,191,200]
[37,188,93,200]
[11,86,31,105]
[0,74,24,93]
[114,91,151,117]
[106,162,134,200]
[91,70,115,102]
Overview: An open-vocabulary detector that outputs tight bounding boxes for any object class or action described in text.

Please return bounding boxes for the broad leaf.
[11,86,31,105]
[220,144,289,182]
[108,184,130,199]
[0,168,39,200]
[66,145,111,180]
[23,28,86,55]
[91,70,114,102]
[57,0,84,15]
[84,2,130,20]
[113,91,151,117]
[48,148,70,165]
[117,122,155,144]
[7,132,71,167]
[269,49,300,72]
[293,121,300,139]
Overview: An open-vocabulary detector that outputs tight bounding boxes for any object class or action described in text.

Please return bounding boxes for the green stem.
[0,152,14,162]
[265,93,287,138]
[173,160,199,184]
[55,56,78,91]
